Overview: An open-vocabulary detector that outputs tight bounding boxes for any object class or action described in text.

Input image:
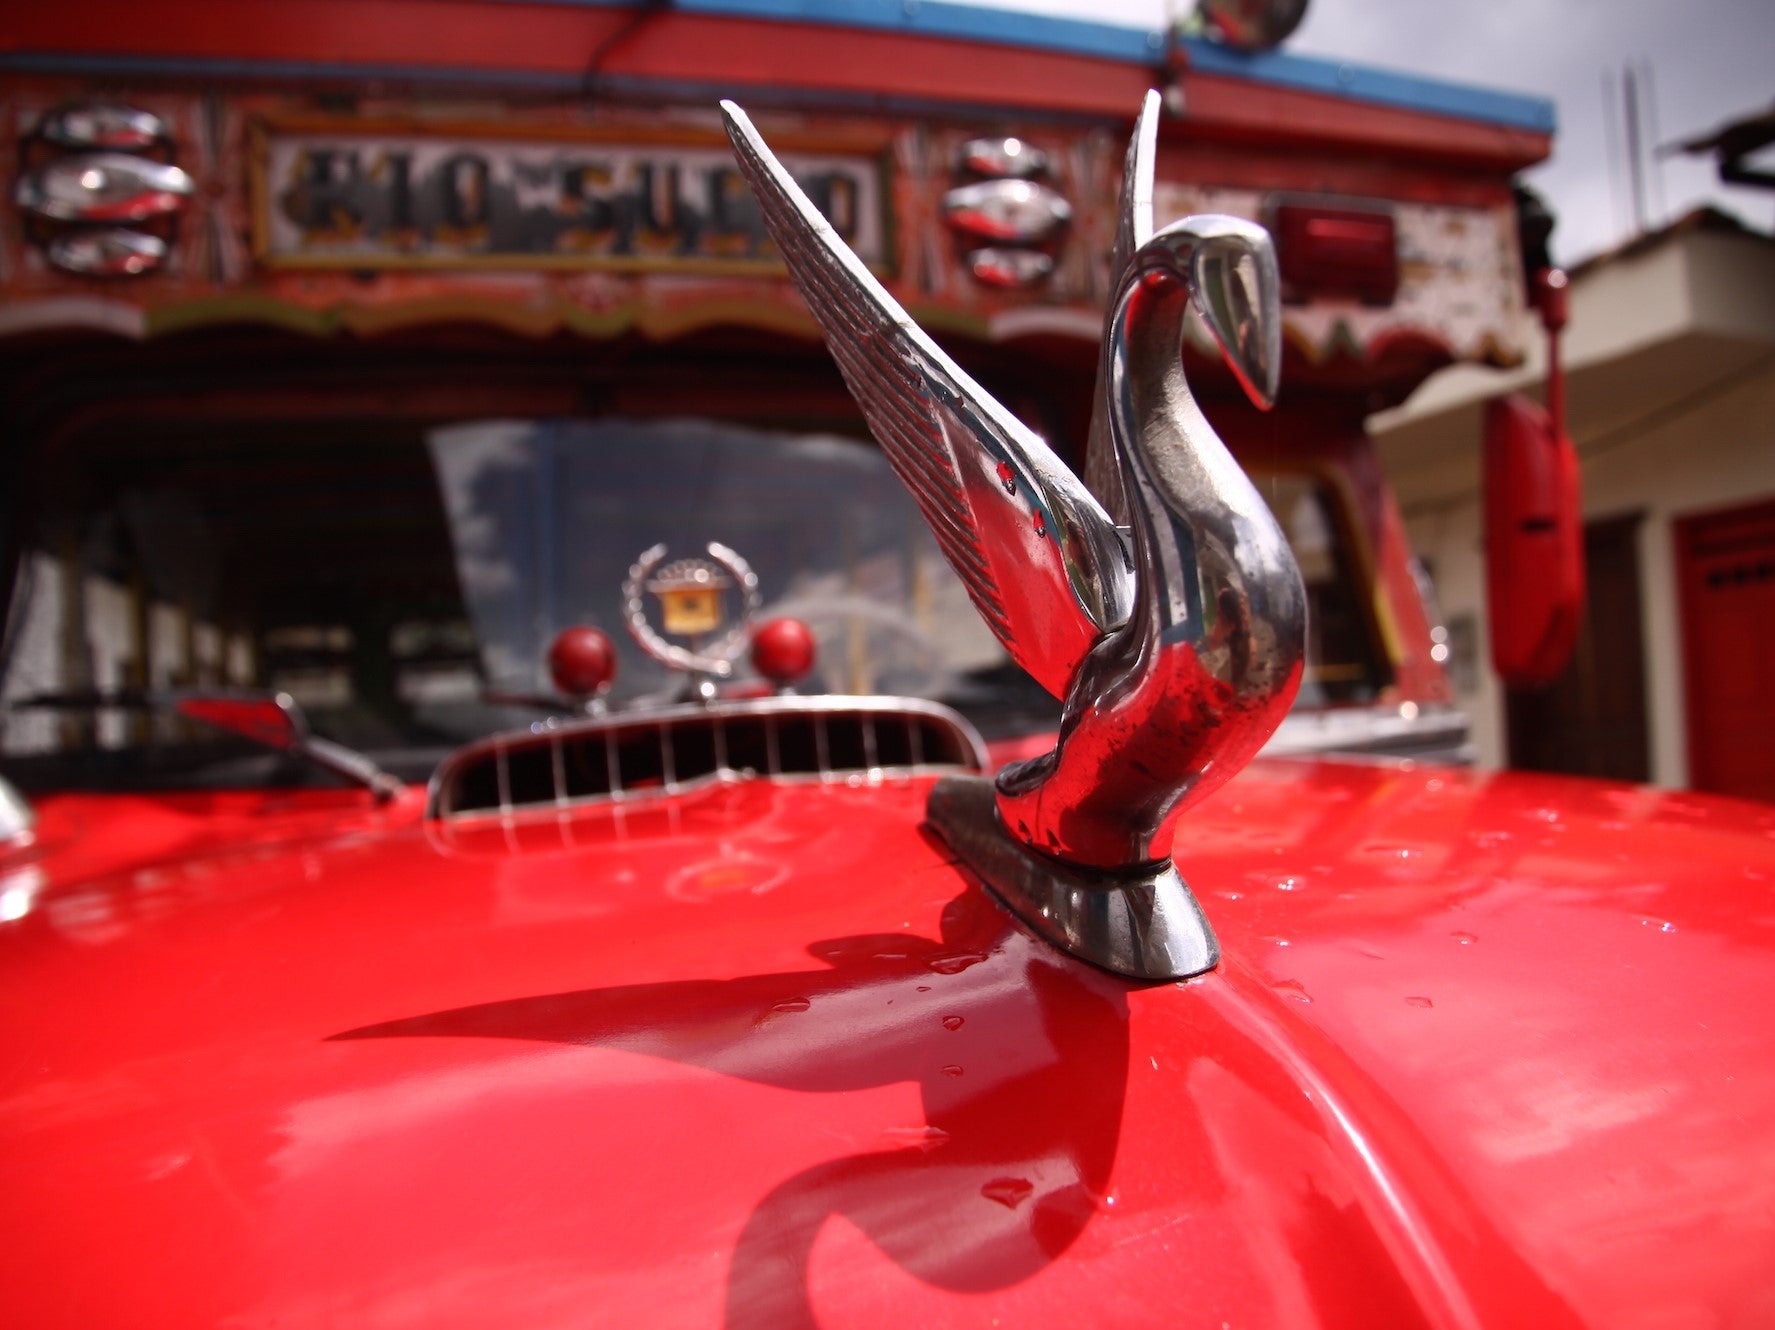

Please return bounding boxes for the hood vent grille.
[430,698,986,820]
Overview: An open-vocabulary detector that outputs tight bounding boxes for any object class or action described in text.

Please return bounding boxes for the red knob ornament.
[750,617,817,687]
[548,626,617,697]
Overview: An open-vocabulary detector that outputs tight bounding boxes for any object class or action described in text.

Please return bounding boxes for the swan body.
[722,95,1305,977]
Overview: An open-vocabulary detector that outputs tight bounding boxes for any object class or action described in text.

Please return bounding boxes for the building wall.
[1406,361,1775,786]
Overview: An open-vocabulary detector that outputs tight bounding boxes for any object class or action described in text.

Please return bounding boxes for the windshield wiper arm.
[8,689,403,802]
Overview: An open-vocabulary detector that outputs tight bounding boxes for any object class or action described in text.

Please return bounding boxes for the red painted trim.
[2,2,1141,111]
[1159,143,1518,210]
[1175,72,1548,169]
[5,1,1549,171]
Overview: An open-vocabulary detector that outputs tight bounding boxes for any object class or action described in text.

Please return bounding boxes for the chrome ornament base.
[926,775,1218,981]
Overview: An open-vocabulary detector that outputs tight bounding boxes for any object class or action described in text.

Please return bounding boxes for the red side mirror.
[1484,393,1584,687]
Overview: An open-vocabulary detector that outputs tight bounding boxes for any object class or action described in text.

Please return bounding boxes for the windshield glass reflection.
[0,414,1387,789]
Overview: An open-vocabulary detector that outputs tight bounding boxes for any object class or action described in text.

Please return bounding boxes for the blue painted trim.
[1179,37,1554,134]
[459,0,1168,62]
[5,0,1554,135]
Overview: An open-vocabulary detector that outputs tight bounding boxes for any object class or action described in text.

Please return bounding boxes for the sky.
[965,0,1774,264]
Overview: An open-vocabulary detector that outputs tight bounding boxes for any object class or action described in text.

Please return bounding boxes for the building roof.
[1371,206,1775,513]
[1569,205,1770,279]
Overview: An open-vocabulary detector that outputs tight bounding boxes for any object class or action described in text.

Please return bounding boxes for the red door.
[1677,496,1775,802]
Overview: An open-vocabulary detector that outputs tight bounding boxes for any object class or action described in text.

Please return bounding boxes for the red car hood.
[3,759,1774,1329]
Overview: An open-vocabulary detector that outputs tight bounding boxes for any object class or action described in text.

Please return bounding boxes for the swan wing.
[721,100,1129,700]
[1083,89,1161,525]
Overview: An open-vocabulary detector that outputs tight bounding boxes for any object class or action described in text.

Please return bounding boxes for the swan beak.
[1189,224,1282,412]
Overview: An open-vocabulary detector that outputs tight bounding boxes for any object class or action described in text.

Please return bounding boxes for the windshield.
[0,414,1388,790]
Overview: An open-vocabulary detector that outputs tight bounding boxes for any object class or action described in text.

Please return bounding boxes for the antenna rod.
[1601,69,1626,241]
[1623,64,1649,233]
[1640,59,1666,218]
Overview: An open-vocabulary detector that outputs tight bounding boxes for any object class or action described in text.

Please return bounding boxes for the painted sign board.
[252,119,890,272]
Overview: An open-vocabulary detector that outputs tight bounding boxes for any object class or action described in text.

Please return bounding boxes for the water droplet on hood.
[942,1014,965,1031]
[763,994,816,1022]
[928,951,988,975]
[882,1125,950,1151]
[981,1177,1034,1208]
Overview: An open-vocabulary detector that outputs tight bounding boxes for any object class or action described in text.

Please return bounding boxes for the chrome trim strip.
[0,776,35,848]
[15,153,194,223]
[38,104,167,150]
[1265,705,1470,760]
[426,695,988,819]
[46,229,166,276]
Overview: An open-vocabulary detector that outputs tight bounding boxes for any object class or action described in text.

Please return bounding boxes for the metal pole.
[1623,64,1649,234]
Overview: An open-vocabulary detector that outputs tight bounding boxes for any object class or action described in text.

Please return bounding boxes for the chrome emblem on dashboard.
[623,542,763,693]
[723,95,1306,979]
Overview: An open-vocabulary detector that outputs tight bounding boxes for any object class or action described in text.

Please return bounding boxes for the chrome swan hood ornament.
[722,95,1305,979]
